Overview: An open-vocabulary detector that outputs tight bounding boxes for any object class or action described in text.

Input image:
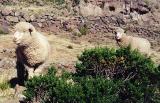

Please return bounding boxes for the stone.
[130,11,140,21]
[139,6,150,14]
[19,17,26,22]
[36,0,44,6]
[6,16,19,22]
[37,23,43,27]
[15,11,20,16]
[72,28,82,36]
[42,15,48,19]
[48,15,53,20]
[12,0,19,4]
[1,9,12,16]
[23,14,30,21]
[0,24,9,34]
[130,1,151,15]
[30,15,36,22]
[0,58,16,70]
[40,19,45,22]
[19,12,25,17]
[48,25,60,32]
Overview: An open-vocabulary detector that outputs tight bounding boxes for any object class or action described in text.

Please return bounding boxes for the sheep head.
[115,27,125,41]
[13,22,36,45]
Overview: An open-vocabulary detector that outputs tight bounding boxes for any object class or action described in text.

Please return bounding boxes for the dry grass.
[0,32,159,102]
[46,33,95,64]
[0,70,16,101]
[0,33,159,64]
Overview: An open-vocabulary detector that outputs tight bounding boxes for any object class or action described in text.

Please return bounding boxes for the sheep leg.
[16,60,26,85]
[33,63,46,76]
[33,68,43,77]
[25,65,34,79]
[28,68,34,79]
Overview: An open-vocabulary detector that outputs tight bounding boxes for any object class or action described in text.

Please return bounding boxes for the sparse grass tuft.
[144,0,150,6]
[0,29,8,35]
[0,82,10,91]
[79,24,88,36]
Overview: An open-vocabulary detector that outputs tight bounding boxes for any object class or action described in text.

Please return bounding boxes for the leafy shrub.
[53,0,65,5]
[76,46,156,78]
[78,24,88,36]
[24,67,78,102]
[76,46,160,102]
[24,67,120,103]
[24,47,160,103]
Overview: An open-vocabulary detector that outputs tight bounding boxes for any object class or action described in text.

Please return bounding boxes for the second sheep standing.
[115,27,151,56]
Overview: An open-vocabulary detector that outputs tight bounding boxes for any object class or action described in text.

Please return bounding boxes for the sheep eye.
[29,28,33,33]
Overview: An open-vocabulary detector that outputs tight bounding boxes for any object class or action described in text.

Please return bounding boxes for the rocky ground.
[0,0,160,103]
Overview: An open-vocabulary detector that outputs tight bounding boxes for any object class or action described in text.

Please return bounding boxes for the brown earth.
[0,30,160,103]
[0,32,109,103]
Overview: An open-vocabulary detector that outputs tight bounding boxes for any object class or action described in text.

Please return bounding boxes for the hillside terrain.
[0,0,160,102]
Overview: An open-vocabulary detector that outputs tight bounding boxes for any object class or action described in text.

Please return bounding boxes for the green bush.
[54,0,65,5]
[24,47,160,103]
[76,46,160,102]
[0,81,10,91]
[24,67,81,102]
[43,0,65,5]
[76,46,157,78]
[79,24,88,36]
[24,67,121,103]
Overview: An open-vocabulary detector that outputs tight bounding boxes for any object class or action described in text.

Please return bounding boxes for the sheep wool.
[115,27,151,55]
[14,22,50,78]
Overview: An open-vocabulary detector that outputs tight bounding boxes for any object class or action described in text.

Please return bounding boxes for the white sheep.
[13,22,50,80]
[115,27,151,55]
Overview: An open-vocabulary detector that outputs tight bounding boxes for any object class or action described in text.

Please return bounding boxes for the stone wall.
[0,0,19,4]
[0,0,160,48]
[0,7,160,43]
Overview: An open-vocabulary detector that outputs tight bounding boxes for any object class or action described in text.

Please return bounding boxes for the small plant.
[55,0,65,5]
[144,0,150,6]
[0,27,8,35]
[46,0,65,5]
[155,4,159,9]
[79,24,88,36]
[75,33,82,37]
[0,81,10,91]
[67,28,73,32]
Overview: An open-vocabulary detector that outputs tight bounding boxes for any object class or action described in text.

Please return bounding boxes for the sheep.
[115,27,151,55]
[13,22,50,81]
[78,0,103,17]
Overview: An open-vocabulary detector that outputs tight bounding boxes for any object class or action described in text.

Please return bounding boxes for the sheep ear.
[28,28,33,35]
